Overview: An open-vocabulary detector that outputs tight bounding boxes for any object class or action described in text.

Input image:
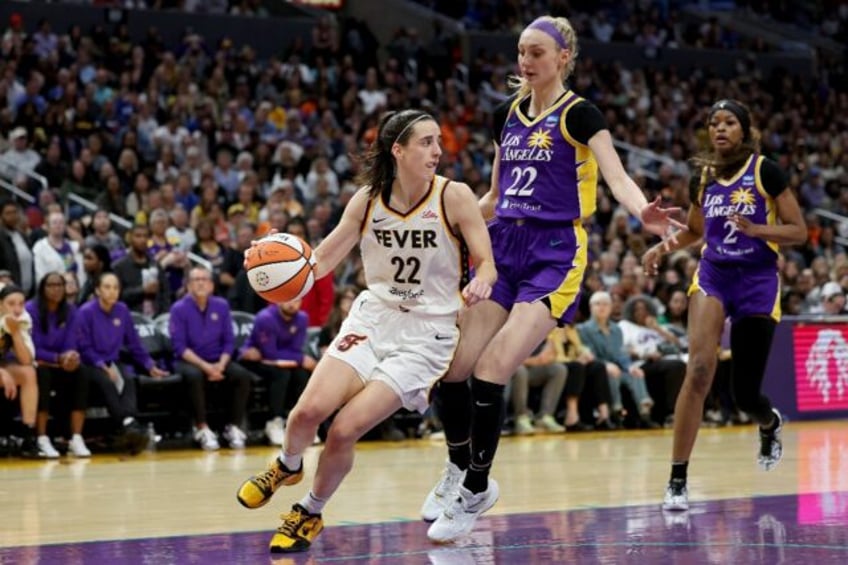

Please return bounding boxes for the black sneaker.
[19,435,45,459]
[117,420,150,455]
[758,408,783,471]
[662,478,689,511]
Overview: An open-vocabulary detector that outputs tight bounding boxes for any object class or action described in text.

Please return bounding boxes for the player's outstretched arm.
[589,129,685,237]
[312,187,371,280]
[445,181,497,306]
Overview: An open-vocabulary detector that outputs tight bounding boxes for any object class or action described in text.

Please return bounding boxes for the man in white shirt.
[0,127,41,184]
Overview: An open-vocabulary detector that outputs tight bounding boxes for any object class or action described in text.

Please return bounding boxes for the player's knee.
[687,356,714,397]
[324,421,360,449]
[288,402,325,430]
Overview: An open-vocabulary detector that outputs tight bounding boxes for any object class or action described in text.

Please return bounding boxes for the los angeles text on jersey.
[373,229,438,249]
[499,132,553,162]
[702,193,757,219]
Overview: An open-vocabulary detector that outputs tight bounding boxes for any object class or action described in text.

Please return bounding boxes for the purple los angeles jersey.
[497,91,598,222]
[699,154,779,267]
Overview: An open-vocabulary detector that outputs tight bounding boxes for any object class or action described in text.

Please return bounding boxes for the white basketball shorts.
[325,290,459,413]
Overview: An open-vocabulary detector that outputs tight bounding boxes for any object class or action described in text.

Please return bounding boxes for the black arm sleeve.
[565,101,607,145]
[491,95,516,146]
[759,158,787,198]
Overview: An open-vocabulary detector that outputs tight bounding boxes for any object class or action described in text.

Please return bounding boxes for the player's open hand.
[728,213,760,237]
[640,197,687,237]
[462,277,492,307]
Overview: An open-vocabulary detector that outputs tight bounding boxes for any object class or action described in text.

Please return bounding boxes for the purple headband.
[527,18,568,50]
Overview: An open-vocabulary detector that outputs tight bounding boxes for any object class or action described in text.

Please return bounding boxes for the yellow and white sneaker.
[237,457,303,509]
[269,503,324,553]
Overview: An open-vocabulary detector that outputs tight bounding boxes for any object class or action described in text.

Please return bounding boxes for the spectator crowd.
[0,1,846,456]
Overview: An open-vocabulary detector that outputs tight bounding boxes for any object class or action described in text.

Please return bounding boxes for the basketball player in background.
[236,109,497,553]
[422,15,684,542]
[642,99,806,510]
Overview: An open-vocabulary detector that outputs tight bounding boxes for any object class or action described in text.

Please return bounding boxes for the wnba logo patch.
[337,333,367,351]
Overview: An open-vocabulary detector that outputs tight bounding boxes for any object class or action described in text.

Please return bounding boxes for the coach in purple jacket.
[169,265,254,451]
[77,272,168,453]
[238,298,317,446]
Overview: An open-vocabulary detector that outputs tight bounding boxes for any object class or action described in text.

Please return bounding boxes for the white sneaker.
[662,481,689,511]
[537,414,565,433]
[427,479,499,543]
[264,417,285,446]
[194,427,220,451]
[223,424,247,449]
[514,414,535,435]
[36,436,60,459]
[421,461,466,522]
[68,434,92,458]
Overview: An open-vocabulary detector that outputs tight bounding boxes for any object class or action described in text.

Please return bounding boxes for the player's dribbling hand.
[461,277,492,307]
[243,228,280,269]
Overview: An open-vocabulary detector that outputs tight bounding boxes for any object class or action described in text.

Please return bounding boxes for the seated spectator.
[77,273,168,454]
[289,217,334,329]
[816,281,847,316]
[0,283,40,457]
[190,218,232,294]
[239,298,317,446]
[510,332,566,435]
[619,295,687,426]
[32,210,85,288]
[148,208,188,299]
[578,291,657,428]
[113,223,170,316]
[78,244,111,304]
[559,326,616,430]
[27,273,90,457]
[317,286,359,355]
[0,127,40,183]
[169,266,255,450]
[83,209,126,264]
[0,198,34,297]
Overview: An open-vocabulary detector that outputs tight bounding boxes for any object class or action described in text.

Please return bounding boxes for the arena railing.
[813,208,848,248]
[66,192,214,271]
[0,162,48,196]
[0,176,36,204]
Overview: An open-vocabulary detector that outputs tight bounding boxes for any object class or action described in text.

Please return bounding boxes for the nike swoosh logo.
[373,217,387,223]
[435,335,452,341]
[549,239,563,247]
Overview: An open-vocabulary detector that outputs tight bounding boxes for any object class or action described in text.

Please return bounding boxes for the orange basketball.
[245,233,316,303]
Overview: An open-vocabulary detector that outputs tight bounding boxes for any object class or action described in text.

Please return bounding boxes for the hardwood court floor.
[1,421,846,551]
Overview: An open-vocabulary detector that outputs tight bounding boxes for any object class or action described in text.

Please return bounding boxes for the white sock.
[72,434,84,441]
[279,447,302,471]
[298,490,327,515]
[37,434,49,441]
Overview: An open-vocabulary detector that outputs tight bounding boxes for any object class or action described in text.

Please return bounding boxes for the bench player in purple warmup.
[643,99,806,510]
[421,15,684,543]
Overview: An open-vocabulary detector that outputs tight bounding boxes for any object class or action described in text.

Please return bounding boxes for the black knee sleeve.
[434,380,473,469]
[730,316,777,425]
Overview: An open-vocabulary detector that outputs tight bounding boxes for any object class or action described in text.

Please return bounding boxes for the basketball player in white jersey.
[235,109,497,554]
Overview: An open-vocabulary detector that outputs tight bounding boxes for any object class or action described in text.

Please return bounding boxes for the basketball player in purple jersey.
[642,100,806,511]
[424,15,684,542]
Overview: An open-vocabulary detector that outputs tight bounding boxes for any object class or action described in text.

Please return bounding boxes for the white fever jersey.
[359,175,468,316]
